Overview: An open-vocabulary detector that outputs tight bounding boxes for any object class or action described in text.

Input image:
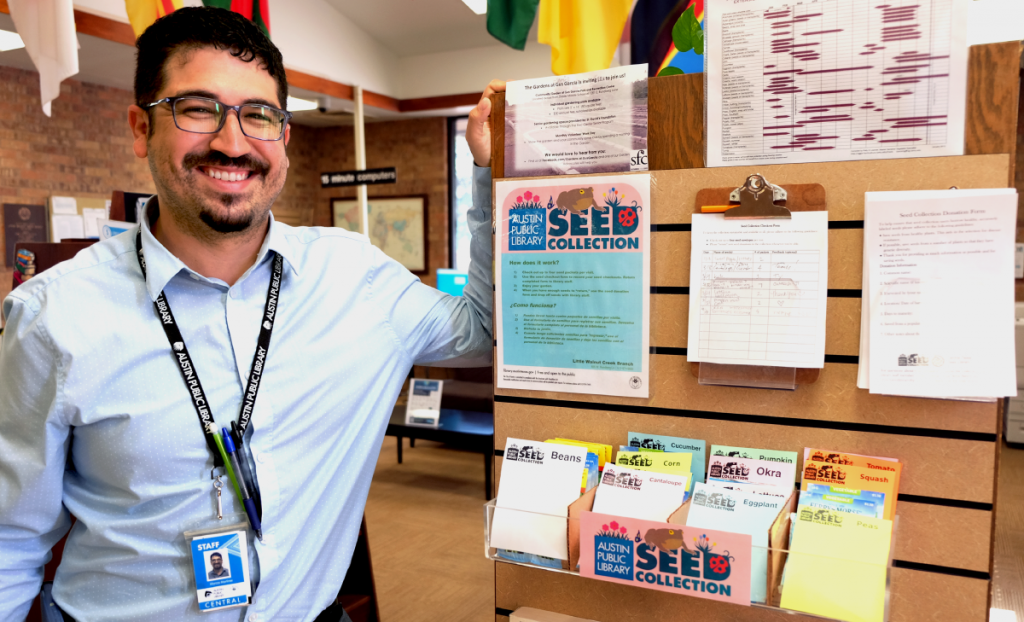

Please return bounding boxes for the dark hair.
[210,552,222,560]
[134,7,288,109]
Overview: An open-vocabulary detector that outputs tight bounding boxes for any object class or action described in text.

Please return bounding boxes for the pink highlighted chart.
[706,0,968,166]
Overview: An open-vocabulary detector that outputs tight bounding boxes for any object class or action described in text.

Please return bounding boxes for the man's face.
[210,554,223,571]
[131,47,290,237]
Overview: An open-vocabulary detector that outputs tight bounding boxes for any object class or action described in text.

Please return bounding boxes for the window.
[448,116,475,272]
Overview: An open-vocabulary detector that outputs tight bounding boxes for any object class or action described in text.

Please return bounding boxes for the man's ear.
[127,105,150,158]
[284,123,291,147]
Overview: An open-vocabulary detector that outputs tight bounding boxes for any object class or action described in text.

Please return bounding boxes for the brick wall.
[1,65,452,306]
[0,66,156,303]
[281,118,450,287]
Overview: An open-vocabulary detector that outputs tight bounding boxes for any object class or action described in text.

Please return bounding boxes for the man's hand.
[466,79,506,168]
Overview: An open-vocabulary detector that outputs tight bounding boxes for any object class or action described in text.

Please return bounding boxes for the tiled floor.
[365,438,494,622]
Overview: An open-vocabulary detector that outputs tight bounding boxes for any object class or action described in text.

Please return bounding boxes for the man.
[0,8,503,621]
[208,553,229,580]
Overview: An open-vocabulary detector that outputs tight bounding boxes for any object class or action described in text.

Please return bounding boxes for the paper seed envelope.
[708,480,790,498]
[711,445,798,466]
[781,508,893,622]
[591,465,689,522]
[801,462,898,520]
[799,492,884,519]
[686,483,790,604]
[708,455,796,493]
[615,449,692,477]
[627,432,707,485]
[491,438,589,559]
[804,449,902,511]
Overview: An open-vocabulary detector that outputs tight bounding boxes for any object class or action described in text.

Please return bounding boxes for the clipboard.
[689,174,827,388]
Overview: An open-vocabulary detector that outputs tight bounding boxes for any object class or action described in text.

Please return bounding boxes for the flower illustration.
[524,191,533,200]
[517,195,522,203]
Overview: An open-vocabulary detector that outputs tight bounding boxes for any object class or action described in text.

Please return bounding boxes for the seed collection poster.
[494,174,651,398]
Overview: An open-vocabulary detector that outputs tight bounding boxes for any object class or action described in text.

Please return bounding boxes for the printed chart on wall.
[705,0,968,167]
[495,174,651,397]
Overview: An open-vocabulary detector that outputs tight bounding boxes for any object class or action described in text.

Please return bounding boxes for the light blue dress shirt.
[0,167,493,621]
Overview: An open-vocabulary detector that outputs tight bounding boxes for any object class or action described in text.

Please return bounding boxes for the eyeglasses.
[143,96,292,141]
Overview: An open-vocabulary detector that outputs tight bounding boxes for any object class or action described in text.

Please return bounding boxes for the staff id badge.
[185,522,252,612]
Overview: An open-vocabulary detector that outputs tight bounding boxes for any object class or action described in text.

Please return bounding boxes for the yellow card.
[780,507,893,622]
[615,449,692,476]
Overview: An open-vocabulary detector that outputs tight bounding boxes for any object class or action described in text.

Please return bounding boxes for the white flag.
[7,0,79,117]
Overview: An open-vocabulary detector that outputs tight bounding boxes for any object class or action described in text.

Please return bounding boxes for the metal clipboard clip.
[724,173,791,219]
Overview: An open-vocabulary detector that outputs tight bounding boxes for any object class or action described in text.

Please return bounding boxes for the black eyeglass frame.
[142,96,293,142]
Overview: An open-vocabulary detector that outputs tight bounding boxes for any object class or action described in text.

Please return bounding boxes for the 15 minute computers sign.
[320,167,397,188]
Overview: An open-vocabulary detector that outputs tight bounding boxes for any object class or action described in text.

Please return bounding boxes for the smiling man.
[0,8,501,622]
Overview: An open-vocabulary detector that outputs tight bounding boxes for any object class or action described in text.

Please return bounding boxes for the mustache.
[182,151,270,177]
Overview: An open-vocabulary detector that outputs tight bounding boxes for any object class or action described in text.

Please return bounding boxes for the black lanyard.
[135,230,282,467]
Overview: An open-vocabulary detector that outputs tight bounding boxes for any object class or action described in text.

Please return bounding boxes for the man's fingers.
[481,79,507,100]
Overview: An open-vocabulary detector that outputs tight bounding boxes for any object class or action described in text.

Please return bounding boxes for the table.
[385,408,495,499]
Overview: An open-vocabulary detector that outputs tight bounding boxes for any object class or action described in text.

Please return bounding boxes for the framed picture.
[332,195,428,274]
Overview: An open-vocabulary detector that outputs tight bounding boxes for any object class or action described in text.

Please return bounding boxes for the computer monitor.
[436,268,468,296]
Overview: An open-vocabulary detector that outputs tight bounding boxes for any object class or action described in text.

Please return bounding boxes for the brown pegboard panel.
[648,155,1011,223]
[495,358,999,435]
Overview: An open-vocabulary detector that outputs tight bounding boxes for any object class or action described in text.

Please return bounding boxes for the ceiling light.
[462,0,487,15]
[287,96,318,112]
[0,29,25,52]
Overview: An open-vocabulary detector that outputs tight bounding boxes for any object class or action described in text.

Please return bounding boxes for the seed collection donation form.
[857,189,1018,399]
[687,213,829,367]
[495,174,651,398]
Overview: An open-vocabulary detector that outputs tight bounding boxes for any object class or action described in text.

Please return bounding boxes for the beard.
[151,146,287,240]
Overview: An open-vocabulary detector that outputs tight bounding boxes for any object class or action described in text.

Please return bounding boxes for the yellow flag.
[537,0,631,75]
[125,0,184,38]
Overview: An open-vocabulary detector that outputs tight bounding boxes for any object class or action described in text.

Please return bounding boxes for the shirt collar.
[138,196,301,302]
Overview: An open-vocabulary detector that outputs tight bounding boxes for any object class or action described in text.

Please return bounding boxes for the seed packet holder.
[484,492,896,621]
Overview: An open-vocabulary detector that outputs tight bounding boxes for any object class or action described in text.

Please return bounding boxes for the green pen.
[212,430,243,500]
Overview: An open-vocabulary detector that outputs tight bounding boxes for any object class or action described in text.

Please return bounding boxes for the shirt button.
[256,453,267,464]
[230,288,241,299]
[248,615,258,621]
[190,274,200,281]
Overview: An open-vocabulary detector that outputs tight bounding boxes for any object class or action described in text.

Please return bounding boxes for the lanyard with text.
[135,230,282,468]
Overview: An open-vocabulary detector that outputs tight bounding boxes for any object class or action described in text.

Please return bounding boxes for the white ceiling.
[0,0,548,111]
[323,0,499,57]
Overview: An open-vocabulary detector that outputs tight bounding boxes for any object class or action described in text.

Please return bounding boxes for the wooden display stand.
[488,41,1022,622]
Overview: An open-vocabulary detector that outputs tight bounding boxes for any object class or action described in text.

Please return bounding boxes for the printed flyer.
[579,511,751,606]
[495,174,651,398]
[504,65,649,177]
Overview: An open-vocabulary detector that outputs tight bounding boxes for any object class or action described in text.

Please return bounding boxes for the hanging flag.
[651,0,704,77]
[202,0,271,38]
[630,0,679,69]
[125,0,184,38]
[486,0,540,51]
[8,0,79,117]
[537,0,632,76]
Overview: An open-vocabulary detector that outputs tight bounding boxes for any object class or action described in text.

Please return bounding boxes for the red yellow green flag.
[125,0,184,38]
[202,0,271,38]
[537,0,632,75]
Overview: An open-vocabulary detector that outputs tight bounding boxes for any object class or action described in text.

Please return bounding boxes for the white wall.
[397,40,553,99]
